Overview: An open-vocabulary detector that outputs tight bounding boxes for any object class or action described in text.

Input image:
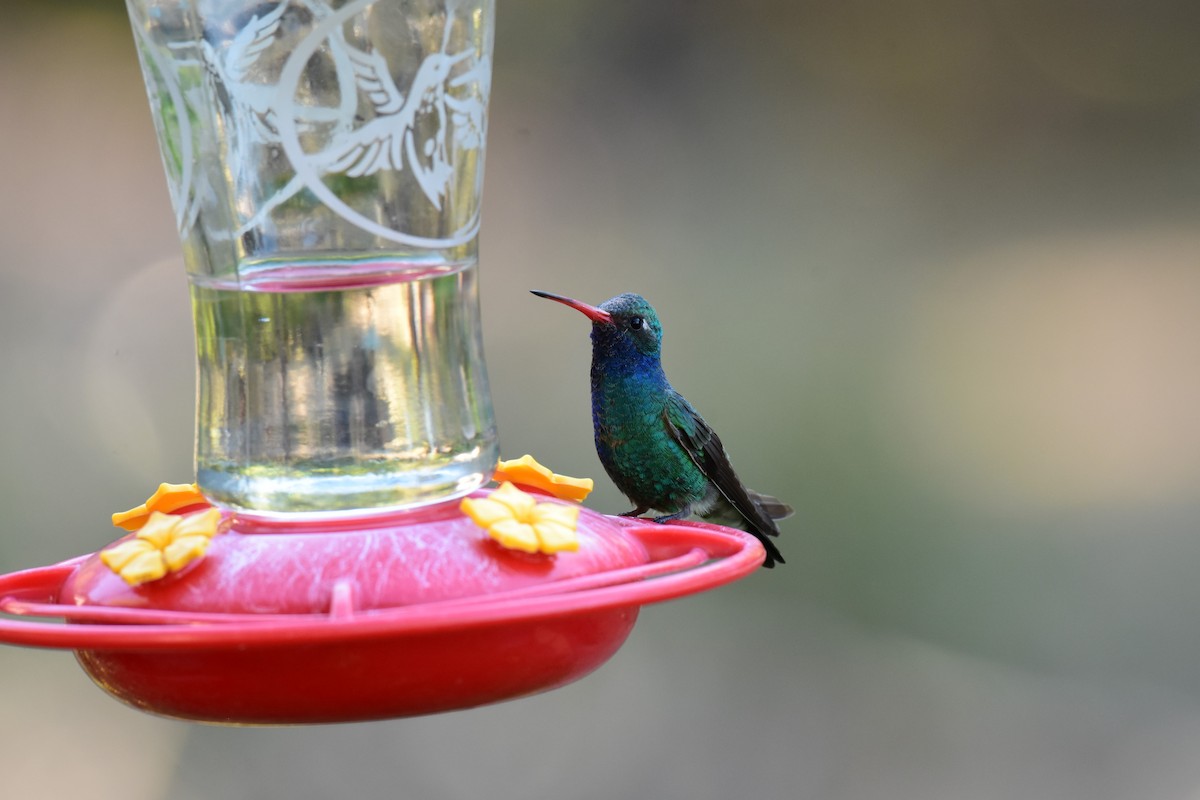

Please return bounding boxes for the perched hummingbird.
[531,291,790,567]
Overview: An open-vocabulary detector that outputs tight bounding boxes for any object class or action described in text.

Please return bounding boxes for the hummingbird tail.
[697,495,786,568]
[750,491,793,522]
[745,491,788,568]
[759,535,785,568]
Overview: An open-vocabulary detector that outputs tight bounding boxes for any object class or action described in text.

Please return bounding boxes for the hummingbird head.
[531,290,664,361]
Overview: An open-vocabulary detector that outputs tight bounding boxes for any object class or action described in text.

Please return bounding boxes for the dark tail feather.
[700,495,787,568]
[756,532,786,568]
[748,491,788,568]
[751,491,793,522]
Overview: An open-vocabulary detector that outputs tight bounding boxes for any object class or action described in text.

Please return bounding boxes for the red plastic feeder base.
[0,497,764,725]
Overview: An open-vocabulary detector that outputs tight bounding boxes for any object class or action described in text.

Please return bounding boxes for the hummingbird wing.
[347,46,406,115]
[662,392,786,566]
[225,3,286,84]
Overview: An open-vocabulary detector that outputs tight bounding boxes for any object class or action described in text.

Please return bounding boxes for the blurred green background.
[2,0,1199,797]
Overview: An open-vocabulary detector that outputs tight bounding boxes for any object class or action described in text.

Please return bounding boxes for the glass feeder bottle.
[125,0,500,517]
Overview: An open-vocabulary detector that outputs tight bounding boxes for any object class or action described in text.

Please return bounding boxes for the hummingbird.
[531,291,790,567]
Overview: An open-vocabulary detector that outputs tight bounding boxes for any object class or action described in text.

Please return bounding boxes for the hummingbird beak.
[530,290,613,324]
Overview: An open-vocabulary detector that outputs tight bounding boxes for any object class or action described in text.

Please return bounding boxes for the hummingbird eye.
[629,316,644,331]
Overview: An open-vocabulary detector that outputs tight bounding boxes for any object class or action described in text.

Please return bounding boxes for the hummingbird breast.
[590,366,709,513]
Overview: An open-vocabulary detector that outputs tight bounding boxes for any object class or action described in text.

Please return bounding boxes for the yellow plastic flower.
[492,455,593,502]
[100,508,223,586]
[461,482,580,555]
[112,482,209,531]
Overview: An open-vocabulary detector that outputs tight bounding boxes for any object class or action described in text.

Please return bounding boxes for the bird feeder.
[0,0,766,724]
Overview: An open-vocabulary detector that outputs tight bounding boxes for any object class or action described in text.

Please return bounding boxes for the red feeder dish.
[0,495,764,725]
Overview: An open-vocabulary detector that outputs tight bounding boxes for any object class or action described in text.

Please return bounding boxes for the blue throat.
[589,323,668,402]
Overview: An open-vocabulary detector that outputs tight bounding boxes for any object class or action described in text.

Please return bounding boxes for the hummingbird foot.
[618,506,651,518]
[651,510,691,524]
